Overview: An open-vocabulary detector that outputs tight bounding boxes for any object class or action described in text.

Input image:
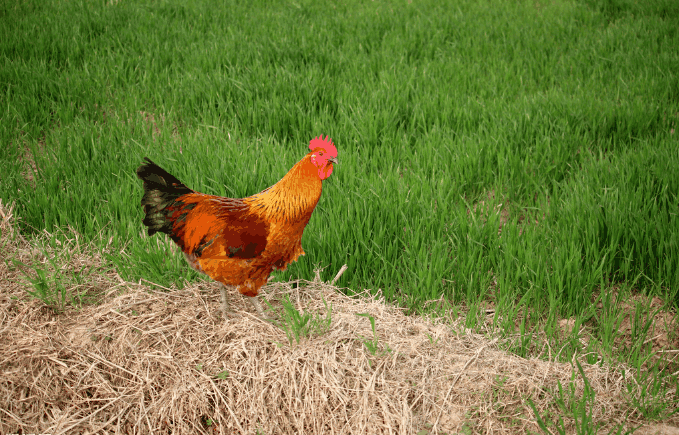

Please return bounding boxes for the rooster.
[136,136,338,319]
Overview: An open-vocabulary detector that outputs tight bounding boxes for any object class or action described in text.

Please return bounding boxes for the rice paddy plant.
[626,363,679,421]
[529,360,635,435]
[11,253,87,312]
[274,295,332,345]
[355,312,392,358]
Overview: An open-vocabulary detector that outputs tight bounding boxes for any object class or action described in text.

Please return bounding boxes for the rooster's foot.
[247,296,268,319]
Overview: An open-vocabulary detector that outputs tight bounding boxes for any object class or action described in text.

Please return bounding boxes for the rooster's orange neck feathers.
[245,154,323,223]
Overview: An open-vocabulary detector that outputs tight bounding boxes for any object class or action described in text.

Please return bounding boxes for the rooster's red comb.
[309,135,337,157]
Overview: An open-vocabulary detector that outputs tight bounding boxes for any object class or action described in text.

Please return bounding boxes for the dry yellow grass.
[1,199,677,434]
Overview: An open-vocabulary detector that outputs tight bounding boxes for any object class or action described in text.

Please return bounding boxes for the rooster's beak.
[329,157,338,164]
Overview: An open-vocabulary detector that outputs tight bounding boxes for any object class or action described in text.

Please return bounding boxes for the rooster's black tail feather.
[136,158,194,236]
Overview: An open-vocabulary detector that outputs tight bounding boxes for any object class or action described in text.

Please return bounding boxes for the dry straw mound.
[0,199,666,434]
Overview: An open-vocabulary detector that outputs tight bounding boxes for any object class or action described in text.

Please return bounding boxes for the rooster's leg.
[247,296,267,318]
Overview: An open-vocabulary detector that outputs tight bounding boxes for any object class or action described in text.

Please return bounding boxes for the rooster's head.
[309,135,338,180]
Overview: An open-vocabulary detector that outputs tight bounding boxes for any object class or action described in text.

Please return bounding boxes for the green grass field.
[2,0,678,425]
